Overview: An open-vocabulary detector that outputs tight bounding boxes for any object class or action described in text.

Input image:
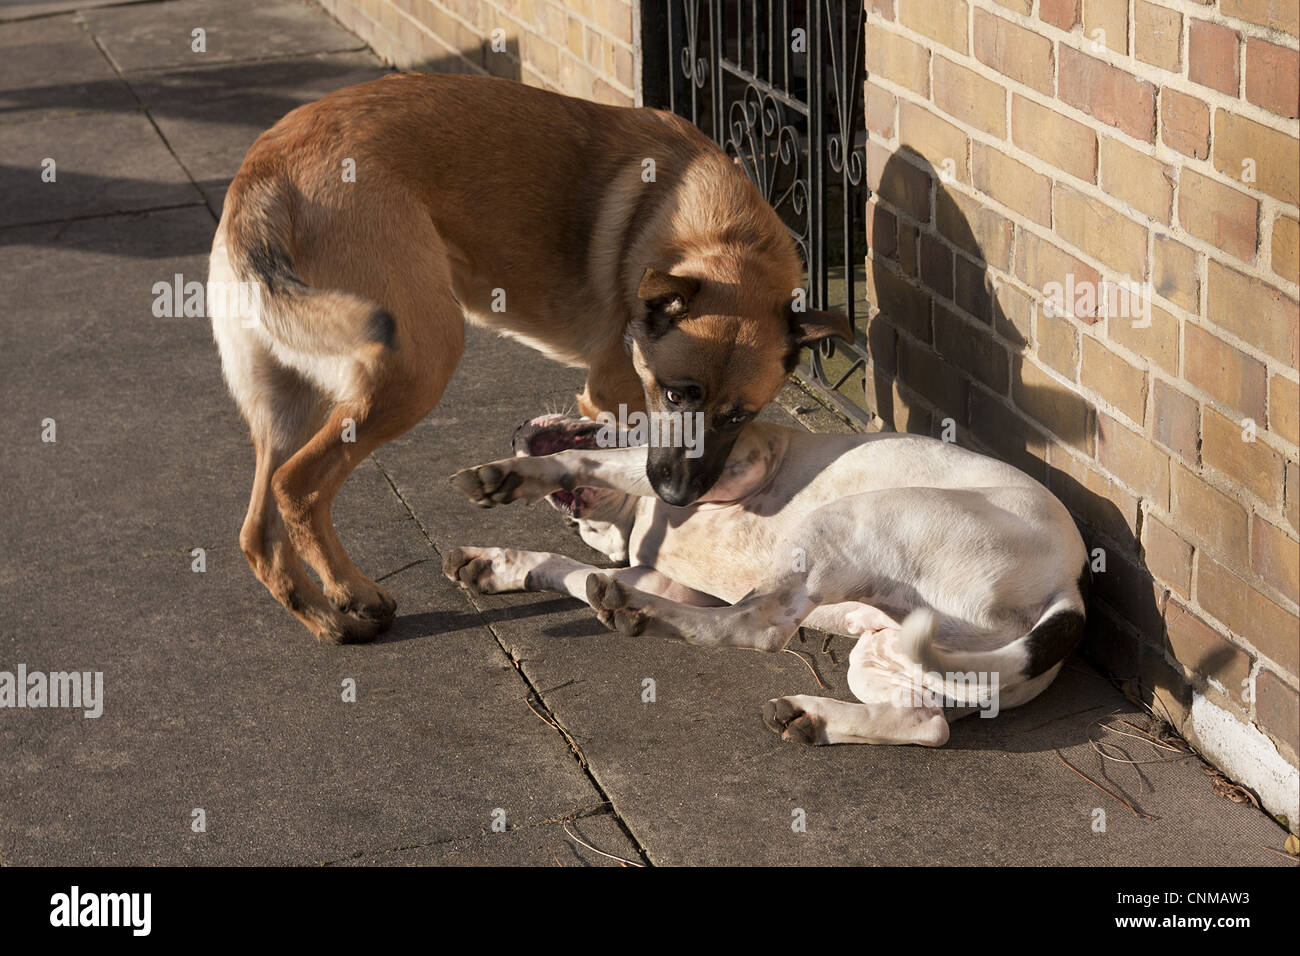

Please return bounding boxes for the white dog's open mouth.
[512,415,605,518]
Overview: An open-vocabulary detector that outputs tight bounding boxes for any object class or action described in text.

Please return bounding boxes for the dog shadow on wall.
[863,149,1230,755]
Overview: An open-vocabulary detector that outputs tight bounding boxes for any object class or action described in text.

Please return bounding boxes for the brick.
[1138,652,1192,731]
[900,0,969,53]
[1213,111,1300,207]
[867,140,931,222]
[1197,556,1299,671]
[1159,88,1210,159]
[1269,374,1298,446]
[1016,227,1103,321]
[936,188,1013,271]
[1038,309,1080,379]
[935,305,1009,393]
[1012,95,1098,182]
[1109,301,1178,377]
[1252,514,1300,603]
[1172,466,1250,566]
[1177,168,1258,263]
[898,336,968,419]
[919,234,953,299]
[1273,215,1299,285]
[899,101,971,183]
[995,282,1035,347]
[933,57,1007,138]
[866,200,898,259]
[1206,259,1299,366]
[953,255,994,323]
[1288,461,1299,531]
[866,0,896,19]
[1099,412,1169,504]
[1134,0,1181,73]
[990,0,1032,12]
[867,22,930,96]
[866,263,931,342]
[1245,38,1300,118]
[1083,337,1148,424]
[974,9,1055,95]
[1188,19,1240,96]
[1144,514,1192,596]
[1054,184,1148,278]
[1100,138,1172,224]
[1203,405,1284,502]
[1059,45,1157,142]
[1184,322,1268,423]
[865,81,897,138]
[898,220,919,276]
[973,143,1051,226]
[1048,443,1138,541]
[1221,0,1300,38]
[888,378,934,435]
[1083,0,1128,55]
[1256,670,1300,757]
[969,386,1049,480]
[1153,379,1200,464]
[1166,600,1253,704]
[1094,548,1167,642]
[1015,357,1096,453]
[1152,234,1199,312]
[1041,0,1081,31]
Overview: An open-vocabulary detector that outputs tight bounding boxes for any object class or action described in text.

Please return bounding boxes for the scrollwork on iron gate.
[646,0,871,421]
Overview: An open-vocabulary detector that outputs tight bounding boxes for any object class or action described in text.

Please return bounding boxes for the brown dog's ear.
[788,306,854,345]
[638,268,700,316]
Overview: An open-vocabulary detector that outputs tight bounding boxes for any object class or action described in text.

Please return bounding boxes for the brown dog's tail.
[221,176,396,356]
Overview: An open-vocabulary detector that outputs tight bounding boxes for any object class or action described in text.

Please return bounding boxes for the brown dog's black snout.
[646,431,735,507]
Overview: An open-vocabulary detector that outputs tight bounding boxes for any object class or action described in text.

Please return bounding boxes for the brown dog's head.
[627,266,851,506]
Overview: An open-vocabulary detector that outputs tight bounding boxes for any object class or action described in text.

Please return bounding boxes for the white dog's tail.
[896,563,1090,706]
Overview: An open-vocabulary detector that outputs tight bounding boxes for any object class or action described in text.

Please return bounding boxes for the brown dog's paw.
[584,573,646,636]
[449,462,527,508]
[328,580,396,627]
[762,697,823,745]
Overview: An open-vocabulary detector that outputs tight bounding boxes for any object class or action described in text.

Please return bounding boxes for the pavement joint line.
[316,803,618,866]
[368,454,656,867]
[0,201,208,233]
[79,16,216,224]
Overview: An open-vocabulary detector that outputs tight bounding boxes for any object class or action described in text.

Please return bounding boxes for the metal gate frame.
[641,0,872,423]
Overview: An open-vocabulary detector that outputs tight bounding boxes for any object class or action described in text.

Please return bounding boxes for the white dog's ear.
[788,306,853,345]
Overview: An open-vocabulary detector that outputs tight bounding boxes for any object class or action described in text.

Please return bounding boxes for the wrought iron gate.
[641,0,872,422]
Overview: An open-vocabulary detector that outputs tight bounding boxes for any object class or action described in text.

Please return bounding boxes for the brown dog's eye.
[664,388,684,407]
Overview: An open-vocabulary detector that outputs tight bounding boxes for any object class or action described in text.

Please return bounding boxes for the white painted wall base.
[1189,693,1299,833]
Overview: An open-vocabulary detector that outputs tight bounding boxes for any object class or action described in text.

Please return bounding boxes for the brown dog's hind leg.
[271,348,461,640]
[232,351,373,643]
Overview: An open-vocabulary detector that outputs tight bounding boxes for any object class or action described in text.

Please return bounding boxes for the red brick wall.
[862,0,1299,770]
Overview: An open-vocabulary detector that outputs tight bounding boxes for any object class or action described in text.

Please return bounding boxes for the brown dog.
[208,72,850,643]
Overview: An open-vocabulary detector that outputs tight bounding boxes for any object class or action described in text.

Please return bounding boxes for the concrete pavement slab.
[83,0,365,73]
[374,327,1292,867]
[0,206,638,865]
[0,110,203,227]
[125,51,388,215]
[0,14,136,119]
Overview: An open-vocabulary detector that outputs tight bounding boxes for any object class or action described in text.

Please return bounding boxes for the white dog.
[445,414,1090,747]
